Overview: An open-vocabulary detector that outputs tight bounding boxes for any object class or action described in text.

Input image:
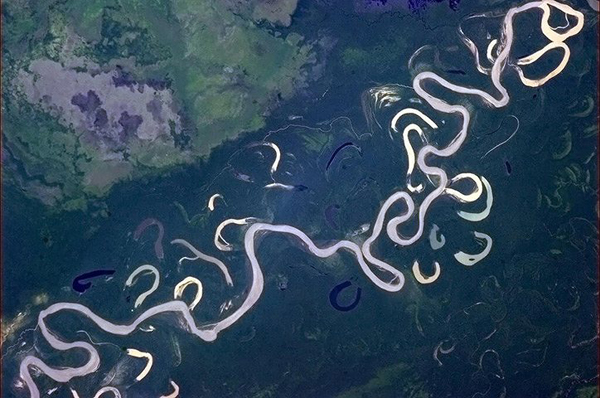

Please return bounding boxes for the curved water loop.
[160,381,180,398]
[17,1,585,396]
[429,224,446,250]
[133,219,165,260]
[454,231,494,266]
[92,387,121,398]
[125,349,153,381]
[124,265,160,309]
[457,176,493,222]
[412,261,441,284]
[174,277,203,311]
[170,239,233,286]
[207,194,224,211]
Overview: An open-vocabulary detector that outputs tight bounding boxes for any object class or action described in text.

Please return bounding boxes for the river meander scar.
[17,1,585,396]
[133,218,165,260]
[170,238,234,286]
[124,265,160,309]
[174,277,203,310]
[126,348,154,381]
[208,194,224,211]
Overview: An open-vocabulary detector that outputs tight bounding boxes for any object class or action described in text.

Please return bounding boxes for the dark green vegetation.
[2,0,598,397]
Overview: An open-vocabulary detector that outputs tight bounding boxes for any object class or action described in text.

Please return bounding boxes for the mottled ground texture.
[3,0,319,211]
